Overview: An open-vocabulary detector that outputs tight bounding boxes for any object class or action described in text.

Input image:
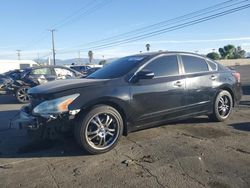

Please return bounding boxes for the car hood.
[28,78,108,94]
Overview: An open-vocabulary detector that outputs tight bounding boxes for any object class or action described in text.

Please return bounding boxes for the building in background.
[0,60,38,73]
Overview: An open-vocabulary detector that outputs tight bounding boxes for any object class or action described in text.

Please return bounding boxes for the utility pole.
[78,51,81,64]
[16,50,21,60]
[49,29,56,65]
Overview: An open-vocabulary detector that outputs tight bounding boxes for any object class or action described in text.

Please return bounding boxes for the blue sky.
[0,0,250,60]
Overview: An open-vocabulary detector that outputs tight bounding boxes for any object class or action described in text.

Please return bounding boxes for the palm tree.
[88,50,93,64]
[146,44,150,52]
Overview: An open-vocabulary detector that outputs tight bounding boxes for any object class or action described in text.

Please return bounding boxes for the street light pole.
[49,29,56,65]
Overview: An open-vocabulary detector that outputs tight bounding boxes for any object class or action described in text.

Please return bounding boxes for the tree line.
[206,44,246,60]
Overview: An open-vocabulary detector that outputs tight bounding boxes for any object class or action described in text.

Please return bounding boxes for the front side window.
[143,55,179,77]
[181,55,209,73]
[88,55,149,79]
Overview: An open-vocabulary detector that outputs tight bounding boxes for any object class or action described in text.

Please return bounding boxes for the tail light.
[232,72,240,83]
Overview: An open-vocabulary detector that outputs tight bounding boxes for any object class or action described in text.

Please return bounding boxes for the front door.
[130,54,186,127]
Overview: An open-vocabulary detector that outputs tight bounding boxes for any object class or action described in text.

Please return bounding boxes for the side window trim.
[179,54,210,75]
[205,59,218,71]
[137,54,181,78]
[51,67,56,76]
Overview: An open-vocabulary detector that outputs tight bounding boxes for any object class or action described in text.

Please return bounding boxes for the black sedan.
[14,51,241,154]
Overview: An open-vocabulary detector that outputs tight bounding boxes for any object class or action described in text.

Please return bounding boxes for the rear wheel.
[16,86,30,103]
[209,90,233,122]
[74,105,123,154]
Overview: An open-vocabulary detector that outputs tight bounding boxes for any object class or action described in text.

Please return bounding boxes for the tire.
[209,90,233,122]
[74,105,123,154]
[16,86,31,103]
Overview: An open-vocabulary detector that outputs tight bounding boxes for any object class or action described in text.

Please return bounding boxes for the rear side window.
[181,55,208,73]
[206,59,217,71]
[143,55,179,77]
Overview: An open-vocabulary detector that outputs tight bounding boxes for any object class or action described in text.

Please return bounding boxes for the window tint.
[70,66,80,72]
[31,68,52,75]
[143,55,179,77]
[206,60,217,71]
[182,55,208,73]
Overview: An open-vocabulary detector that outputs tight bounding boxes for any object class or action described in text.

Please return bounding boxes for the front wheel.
[209,90,233,122]
[74,105,123,154]
[16,86,31,103]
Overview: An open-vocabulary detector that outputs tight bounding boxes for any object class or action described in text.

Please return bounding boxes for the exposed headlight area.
[33,93,80,117]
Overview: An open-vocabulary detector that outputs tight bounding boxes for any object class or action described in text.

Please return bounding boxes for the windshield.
[87,55,148,79]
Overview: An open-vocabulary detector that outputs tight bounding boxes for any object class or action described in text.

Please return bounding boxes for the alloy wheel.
[217,95,231,118]
[17,87,30,103]
[85,113,119,150]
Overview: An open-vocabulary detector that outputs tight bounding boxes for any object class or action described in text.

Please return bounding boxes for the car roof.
[133,51,207,58]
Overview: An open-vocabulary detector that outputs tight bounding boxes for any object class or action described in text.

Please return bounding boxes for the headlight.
[33,93,80,116]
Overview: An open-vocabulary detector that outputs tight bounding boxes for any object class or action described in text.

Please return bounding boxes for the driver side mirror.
[137,70,154,80]
[130,70,154,83]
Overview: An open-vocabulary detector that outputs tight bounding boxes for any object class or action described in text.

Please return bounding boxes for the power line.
[0,0,112,52]
[54,0,112,29]
[88,4,250,51]
[57,3,250,54]
[59,0,247,51]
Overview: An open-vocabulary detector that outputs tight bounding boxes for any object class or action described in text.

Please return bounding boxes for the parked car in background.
[6,66,82,103]
[14,52,242,154]
[70,65,91,76]
[3,69,24,80]
[0,74,13,94]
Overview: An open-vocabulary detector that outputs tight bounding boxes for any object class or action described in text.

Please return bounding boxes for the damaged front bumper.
[11,105,80,131]
[11,106,39,130]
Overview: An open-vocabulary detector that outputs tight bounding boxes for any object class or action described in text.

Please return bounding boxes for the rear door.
[130,54,186,127]
[180,54,217,114]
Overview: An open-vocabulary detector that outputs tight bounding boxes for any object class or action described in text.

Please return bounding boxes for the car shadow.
[240,101,250,106]
[242,85,250,95]
[0,116,213,159]
[0,95,19,104]
[0,132,88,159]
[229,122,250,132]
[0,110,20,131]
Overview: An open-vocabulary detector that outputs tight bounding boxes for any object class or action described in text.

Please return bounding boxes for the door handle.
[173,81,182,87]
[210,75,217,81]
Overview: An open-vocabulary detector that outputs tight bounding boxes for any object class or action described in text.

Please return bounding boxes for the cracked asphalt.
[0,65,250,188]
